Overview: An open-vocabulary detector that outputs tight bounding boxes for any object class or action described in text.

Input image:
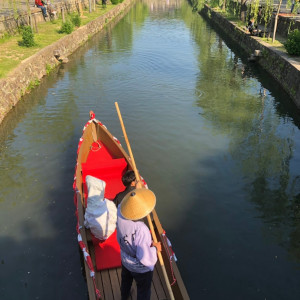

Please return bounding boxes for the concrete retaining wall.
[200,5,300,107]
[0,0,134,124]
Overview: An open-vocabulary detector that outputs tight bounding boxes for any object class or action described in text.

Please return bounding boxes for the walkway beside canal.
[199,5,300,106]
[0,0,70,17]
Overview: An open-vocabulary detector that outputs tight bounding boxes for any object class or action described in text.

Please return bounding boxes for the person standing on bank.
[117,188,161,300]
[35,0,48,17]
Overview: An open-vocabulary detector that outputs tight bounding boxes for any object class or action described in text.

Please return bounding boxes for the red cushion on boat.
[92,230,121,270]
[82,158,127,200]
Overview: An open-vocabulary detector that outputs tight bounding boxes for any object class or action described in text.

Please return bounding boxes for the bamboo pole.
[115,102,175,300]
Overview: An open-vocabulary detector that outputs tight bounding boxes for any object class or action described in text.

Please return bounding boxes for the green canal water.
[1,0,300,299]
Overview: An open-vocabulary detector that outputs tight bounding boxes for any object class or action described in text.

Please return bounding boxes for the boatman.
[117,188,161,300]
[114,170,137,207]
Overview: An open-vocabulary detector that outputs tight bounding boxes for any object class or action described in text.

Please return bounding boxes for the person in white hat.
[117,189,161,300]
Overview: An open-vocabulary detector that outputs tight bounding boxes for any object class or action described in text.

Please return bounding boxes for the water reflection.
[182,6,300,263]
[142,0,182,11]
[1,1,300,299]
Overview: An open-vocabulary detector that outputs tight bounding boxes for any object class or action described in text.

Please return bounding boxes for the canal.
[1,0,300,299]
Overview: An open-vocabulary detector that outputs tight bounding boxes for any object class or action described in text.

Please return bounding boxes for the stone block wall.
[276,15,300,37]
[200,5,300,107]
[0,0,133,124]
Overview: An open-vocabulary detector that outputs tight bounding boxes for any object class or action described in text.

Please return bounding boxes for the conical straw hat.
[120,188,156,220]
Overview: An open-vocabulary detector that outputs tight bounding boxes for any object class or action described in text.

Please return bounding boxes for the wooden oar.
[115,102,175,300]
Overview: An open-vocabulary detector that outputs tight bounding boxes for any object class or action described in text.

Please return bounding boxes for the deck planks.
[90,244,105,299]
[101,269,115,300]
[109,268,121,300]
[155,263,171,299]
[152,265,168,299]
[150,281,159,300]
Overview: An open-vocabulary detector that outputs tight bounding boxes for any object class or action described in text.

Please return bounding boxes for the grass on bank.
[0,4,113,78]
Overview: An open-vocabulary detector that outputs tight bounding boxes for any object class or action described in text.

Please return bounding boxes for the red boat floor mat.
[81,141,125,270]
[81,141,128,200]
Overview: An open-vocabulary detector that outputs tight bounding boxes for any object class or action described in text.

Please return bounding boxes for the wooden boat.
[73,111,190,300]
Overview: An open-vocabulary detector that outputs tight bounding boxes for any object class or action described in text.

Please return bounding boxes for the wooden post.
[61,6,65,23]
[33,14,38,33]
[29,14,33,29]
[78,1,84,17]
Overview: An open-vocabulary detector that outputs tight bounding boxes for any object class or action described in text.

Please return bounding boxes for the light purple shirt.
[116,207,157,273]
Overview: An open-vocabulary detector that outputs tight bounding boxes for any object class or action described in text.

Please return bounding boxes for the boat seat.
[82,157,127,201]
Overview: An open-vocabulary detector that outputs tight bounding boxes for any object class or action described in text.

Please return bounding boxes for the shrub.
[20,26,36,47]
[72,14,81,27]
[284,29,300,56]
[59,20,74,34]
[110,0,119,4]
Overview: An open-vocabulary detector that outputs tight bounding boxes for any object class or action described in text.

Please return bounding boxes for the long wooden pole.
[115,103,140,181]
[115,102,175,300]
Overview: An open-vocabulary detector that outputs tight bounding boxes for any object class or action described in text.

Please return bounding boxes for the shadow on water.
[0,4,138,300]
[0,67,89,299]
[190,12,300,261]
[165,4,300,299]
[175,159,300,300]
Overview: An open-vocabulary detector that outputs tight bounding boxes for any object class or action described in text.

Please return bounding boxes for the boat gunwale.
[74,117,190,300]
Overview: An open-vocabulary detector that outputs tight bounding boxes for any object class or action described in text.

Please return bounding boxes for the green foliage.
[226,0,240,18]
[284,29,300,56]
[261,0,273,36]
[46,64,53,75]
[19,26,36,47]
[209,0,221,8]
[51,19,58,25]
[27,78,40,91]
[72,14,81,27]
[0,32,12,44]
[261,48,268,58]
[59,20,74,34]
[110,0,119,4]
[250,0,260,23]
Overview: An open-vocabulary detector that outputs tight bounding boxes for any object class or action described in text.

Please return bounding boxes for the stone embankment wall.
[276,15,300,37]
[0,0,133,124]
[200,5,300,107]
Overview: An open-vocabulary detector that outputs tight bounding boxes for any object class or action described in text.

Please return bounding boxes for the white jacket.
[84,176,117,240]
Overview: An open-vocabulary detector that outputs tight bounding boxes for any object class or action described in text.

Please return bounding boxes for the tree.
[272,0,283,43]
[240,0,248,21]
